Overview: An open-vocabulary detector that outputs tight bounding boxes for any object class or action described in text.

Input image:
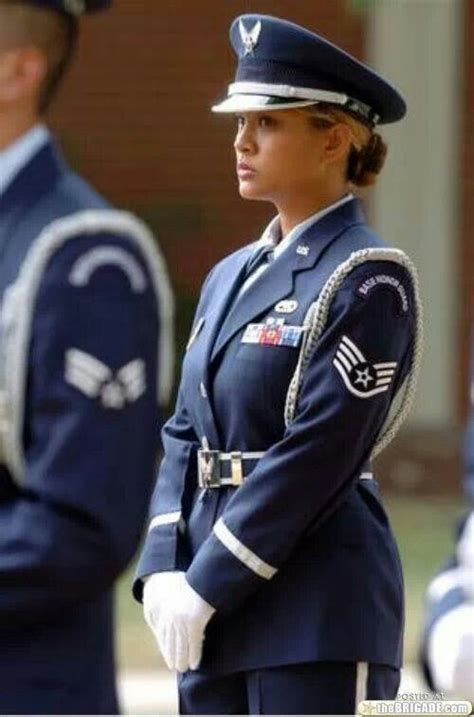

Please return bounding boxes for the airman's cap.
[11,0,111,17]
[212,14,406,125]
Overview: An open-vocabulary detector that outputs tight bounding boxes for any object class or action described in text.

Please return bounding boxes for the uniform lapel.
[211,198,365,362]
[202,247,253,373]
[0,140,62,218]
[0,141,63,282]
[194,248,252,448]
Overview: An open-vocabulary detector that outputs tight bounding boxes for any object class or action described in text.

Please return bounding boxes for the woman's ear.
[323,122,353,164]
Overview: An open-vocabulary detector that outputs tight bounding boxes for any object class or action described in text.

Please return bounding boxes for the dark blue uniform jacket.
[0,139,168,714]
[136,198,417,675]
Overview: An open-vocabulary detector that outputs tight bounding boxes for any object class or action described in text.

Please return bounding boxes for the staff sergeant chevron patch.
[333,335,398,399]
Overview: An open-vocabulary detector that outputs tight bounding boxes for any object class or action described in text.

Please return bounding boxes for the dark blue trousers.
[178,661,400,715]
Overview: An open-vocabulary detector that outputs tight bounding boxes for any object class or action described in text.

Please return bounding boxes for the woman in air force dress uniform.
[135,14,423,715]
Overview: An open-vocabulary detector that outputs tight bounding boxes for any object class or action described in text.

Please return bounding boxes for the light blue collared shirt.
[0,124,50,198]
[239,193,355,296]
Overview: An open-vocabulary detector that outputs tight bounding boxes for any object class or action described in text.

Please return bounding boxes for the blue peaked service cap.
[11,0,111,16]
[212,14,406,126]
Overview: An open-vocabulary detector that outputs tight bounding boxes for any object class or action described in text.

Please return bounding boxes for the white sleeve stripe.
[373,362,398,369]
[355,662,369,710]
[213,517,278,580]
[148,511,182,531]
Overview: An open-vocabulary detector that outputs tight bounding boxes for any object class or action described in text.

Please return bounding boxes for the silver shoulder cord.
[284,247,424,459]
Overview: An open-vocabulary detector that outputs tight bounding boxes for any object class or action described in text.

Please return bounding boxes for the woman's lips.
[237,162,257,179]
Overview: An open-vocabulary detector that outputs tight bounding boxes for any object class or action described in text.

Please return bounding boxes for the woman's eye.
[234,115,275,130]
[258,115,275,128]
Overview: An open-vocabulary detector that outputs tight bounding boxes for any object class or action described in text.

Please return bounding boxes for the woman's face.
[233,109,346,205]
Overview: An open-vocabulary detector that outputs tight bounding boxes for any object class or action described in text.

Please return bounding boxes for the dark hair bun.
[347,133,387,187]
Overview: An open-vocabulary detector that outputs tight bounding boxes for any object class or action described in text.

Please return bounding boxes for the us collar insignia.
[296,244,310,257]
[239,19,262,56]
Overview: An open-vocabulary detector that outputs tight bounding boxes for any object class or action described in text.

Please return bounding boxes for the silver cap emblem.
[239,20,262,56]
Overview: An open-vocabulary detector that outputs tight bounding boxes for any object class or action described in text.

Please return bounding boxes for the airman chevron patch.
[65,348,146,409]
[333,335,397,399]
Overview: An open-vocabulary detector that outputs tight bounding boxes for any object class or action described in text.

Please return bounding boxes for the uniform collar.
[210,196,365,363]
[0,124,50,198]
[257,193,355,259]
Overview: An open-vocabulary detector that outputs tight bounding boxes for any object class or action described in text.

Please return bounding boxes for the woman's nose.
[234,126,255,154]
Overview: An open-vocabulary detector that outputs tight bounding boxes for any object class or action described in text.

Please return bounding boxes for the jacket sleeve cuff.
[185,518,277,613]
[133,519,190,602]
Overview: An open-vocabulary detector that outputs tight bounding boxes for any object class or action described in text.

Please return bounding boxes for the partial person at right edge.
[420,352,474,703]
[0,0,173,714]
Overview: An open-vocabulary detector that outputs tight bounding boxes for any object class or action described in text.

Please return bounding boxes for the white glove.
[143,571,183,630]
[143,571,215,672]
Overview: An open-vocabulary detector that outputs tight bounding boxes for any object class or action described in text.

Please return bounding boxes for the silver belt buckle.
[198,449,220,488]
[230,451,244,486]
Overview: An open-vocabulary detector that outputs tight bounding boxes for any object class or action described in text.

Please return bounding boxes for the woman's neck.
[276,187,350,238]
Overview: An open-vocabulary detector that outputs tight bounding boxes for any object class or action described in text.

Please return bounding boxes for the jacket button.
[200,381,208,399]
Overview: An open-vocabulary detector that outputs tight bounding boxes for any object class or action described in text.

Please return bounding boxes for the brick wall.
[46,2,474,494]
[46,2,474,495]
[49,0,364,292]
